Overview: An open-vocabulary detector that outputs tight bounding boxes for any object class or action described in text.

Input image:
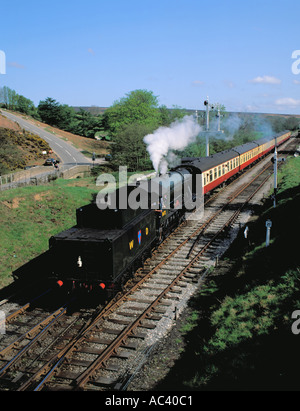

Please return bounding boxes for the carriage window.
[222,164,225,174]
[210,170,213,181]
[203,175,206,186]
[218,166,221,177]
[214,168,217,179]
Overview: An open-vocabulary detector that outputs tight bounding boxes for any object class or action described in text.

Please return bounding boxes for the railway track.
[0,136,297,391]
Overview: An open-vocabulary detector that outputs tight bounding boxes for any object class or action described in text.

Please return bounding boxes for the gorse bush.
[0,128,51,174]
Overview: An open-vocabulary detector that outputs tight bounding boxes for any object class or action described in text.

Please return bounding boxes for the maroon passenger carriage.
[177,131,291,195]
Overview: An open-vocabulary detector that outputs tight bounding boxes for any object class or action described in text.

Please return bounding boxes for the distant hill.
[72,106,300,119]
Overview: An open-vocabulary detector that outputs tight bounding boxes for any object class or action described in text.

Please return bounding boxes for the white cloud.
[224,80,235,88]
[293,79,300,85]
[8,61,25,69]
[191,80,204,87]
[245,104,260,112]
[249,75,281,85]
[275,97,300,107]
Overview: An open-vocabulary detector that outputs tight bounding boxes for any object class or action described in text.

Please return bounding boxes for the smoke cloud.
[144,115,201,174]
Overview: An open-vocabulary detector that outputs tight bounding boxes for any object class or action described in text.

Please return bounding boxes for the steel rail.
[0,288,53,328]
[17,314,81,392]
[0,306,66,361]
[0,306,67,379]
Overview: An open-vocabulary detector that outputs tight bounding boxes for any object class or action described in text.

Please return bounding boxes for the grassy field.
[0,169,155,288]
[0,177,99,288]
[155,156,300,391]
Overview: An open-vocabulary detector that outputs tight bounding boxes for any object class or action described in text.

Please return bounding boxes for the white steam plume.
[144,115,201,174]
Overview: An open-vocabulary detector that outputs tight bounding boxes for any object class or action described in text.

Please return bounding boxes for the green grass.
[0,177,99,287]
[277,155,300,194]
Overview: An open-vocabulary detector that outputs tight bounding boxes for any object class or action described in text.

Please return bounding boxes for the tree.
[0,86,18,110]
[73,109,103,138]
[17,95,36,115]
[159,105,188,126]
[111,123,153,171]
[37,97,61,126]
[55,104,77,131]
[103,89,161,135]
[268,116,287,133]
[37,97,76,131]
[284,117,299,131]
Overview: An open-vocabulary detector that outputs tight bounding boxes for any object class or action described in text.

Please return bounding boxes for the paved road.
[0,110,93,167]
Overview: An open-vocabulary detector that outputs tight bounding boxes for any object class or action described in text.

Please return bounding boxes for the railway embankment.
[129,156,300,391]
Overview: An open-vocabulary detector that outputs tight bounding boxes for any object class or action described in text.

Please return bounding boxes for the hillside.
[0,114,21,131]
[1,110,110,160]
[0,115,52,174]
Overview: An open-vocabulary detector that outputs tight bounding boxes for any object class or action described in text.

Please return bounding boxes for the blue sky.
[1,0,300,114]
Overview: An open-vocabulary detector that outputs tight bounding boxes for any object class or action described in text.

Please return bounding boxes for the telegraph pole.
[204,97,211,157]
[217,107,221,132]
[202,98,224,157]
[273,137,278,208]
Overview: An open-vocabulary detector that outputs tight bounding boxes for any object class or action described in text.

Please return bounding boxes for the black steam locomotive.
[49,170,193,292]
